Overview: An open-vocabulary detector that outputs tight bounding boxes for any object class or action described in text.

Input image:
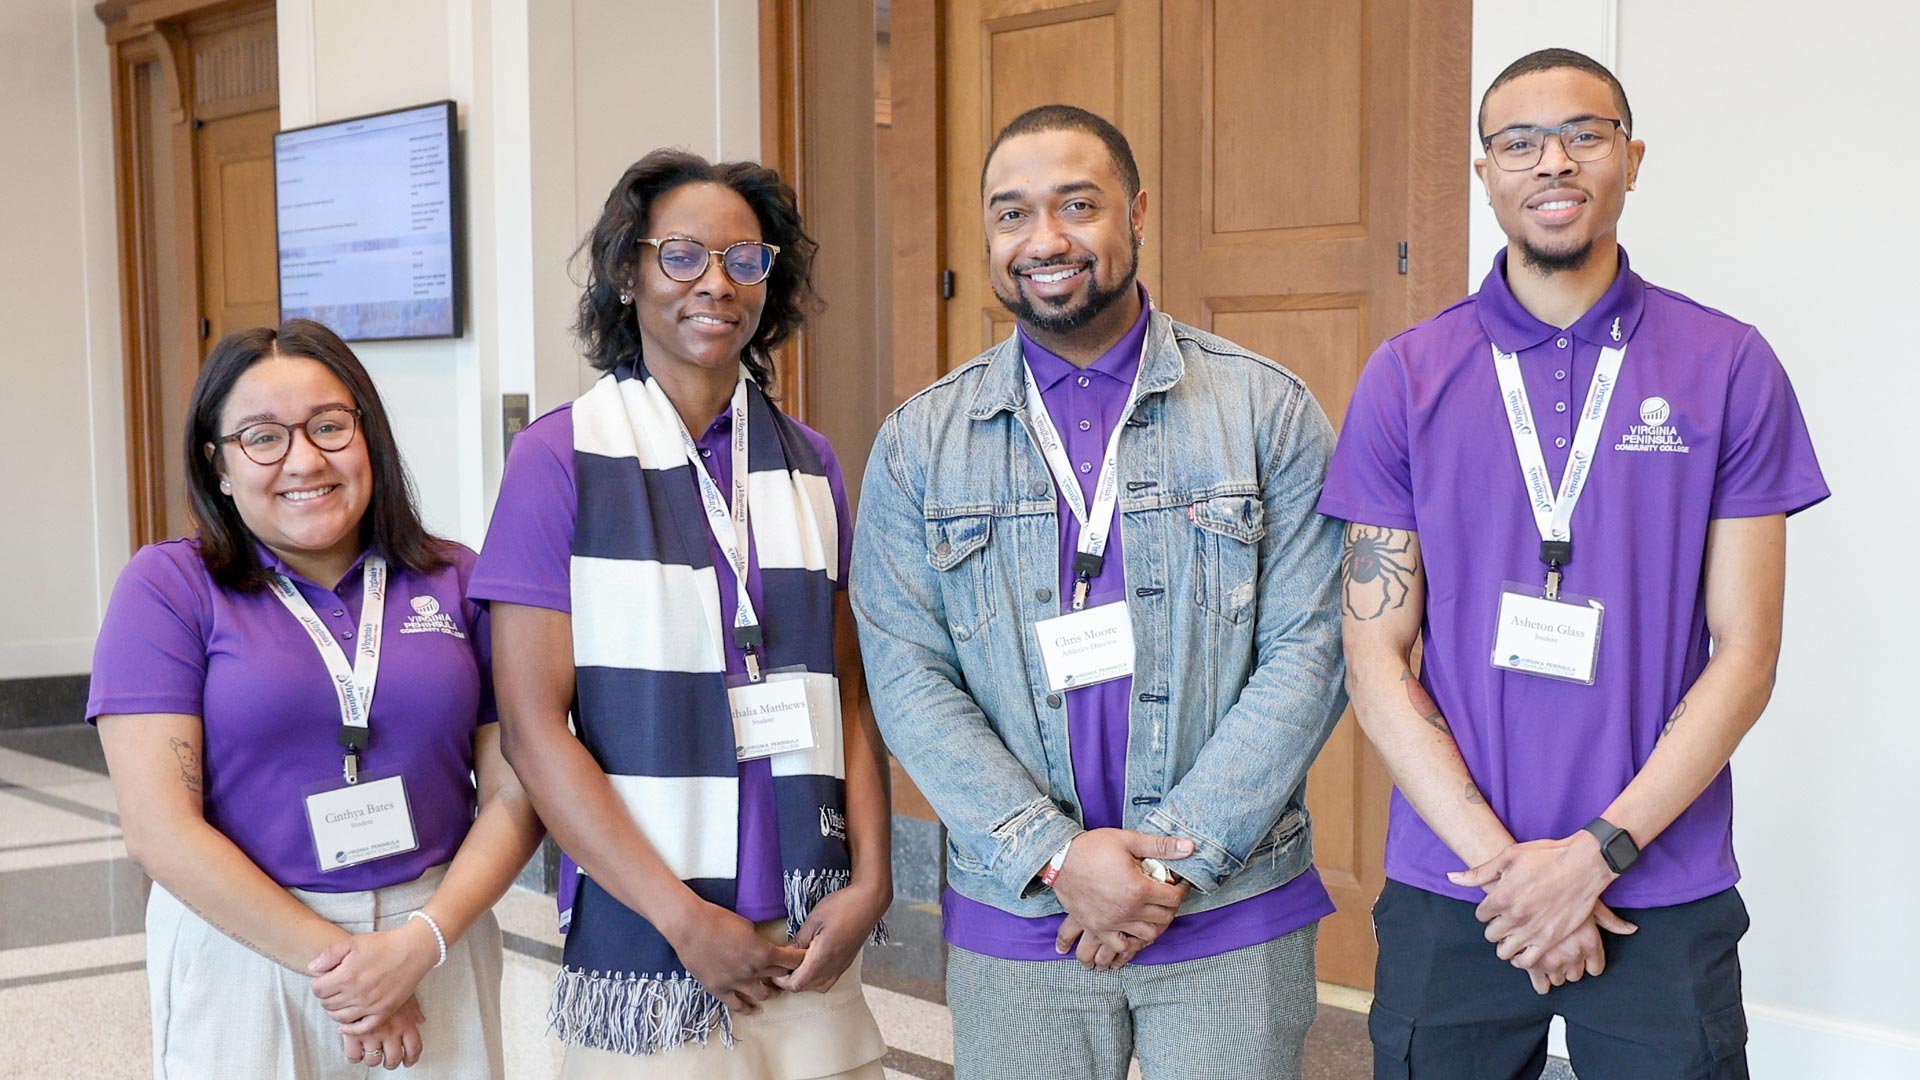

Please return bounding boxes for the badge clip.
[1540,539,1572,602]
[1070,552,1103,611]
[342,751,359,786]
[734,624,765,682]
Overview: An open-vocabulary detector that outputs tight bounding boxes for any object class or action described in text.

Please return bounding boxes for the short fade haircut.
[981,104,1141,199]
[1478,48,1633,139]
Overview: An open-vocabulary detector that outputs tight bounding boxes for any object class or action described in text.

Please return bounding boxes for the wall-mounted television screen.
[275,100,464,341]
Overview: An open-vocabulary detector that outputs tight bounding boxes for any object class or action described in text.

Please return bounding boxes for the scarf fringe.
[548,967,735,1055]
[783,868,891,946]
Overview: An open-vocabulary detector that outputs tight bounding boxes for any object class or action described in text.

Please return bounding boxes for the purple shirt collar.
[253,540,373,592]
[1018,284,1152,393]
[1478,246,1647,354]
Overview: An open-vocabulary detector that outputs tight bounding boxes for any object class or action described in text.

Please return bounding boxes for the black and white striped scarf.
[551,359,860,1054]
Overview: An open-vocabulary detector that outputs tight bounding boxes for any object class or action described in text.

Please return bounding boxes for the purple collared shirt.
[1318,248,1828,907]
[87,541,494,891]
[944,291,1335,962]
[469,400,854,923]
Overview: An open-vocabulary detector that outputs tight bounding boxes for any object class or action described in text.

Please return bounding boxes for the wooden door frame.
[95,0,276,551]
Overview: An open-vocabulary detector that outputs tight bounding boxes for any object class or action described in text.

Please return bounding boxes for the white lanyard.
[1022,344,1150,609]
[268,555,387,784]
[1490,341,1625,599]
[672,376,766,680]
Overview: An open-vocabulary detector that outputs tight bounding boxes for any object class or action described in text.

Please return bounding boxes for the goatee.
[1520,237,1593,275]
[992,237,1140,334]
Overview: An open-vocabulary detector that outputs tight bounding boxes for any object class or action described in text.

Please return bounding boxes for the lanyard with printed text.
[673,375,766,680]
[1022,345,1150,610]
[268,555,387,784]
[1490,342,1625,599]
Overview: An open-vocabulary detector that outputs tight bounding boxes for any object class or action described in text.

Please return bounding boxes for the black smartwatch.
[1583,817,1640,875]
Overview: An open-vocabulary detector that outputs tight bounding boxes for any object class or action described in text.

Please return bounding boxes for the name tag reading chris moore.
[1035,601,1136,693]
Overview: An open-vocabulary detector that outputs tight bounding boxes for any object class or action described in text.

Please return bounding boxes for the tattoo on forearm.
[168,738,203,794]
[1465,781,1484,805]
[1401,669,1449,733]
[1662,699,1687,736]
[1341,524,1418,620]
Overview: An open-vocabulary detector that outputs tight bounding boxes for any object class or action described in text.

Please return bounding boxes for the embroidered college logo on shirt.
[398,594,467,638]
[1614,395,1691,454]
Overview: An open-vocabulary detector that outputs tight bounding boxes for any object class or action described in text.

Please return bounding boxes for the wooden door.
[928,0,1469,988]
[195,107,279,349]
[941,0,1162,366]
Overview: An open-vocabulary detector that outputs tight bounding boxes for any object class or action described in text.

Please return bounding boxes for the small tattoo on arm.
[1401,669,1449,733]
[1662,700,1687,736]
[1341,524,1419,621]
[1465,781,1484,805]
[168,737,203,794]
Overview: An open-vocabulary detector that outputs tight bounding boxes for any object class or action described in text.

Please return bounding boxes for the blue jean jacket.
[851,311,1349,918]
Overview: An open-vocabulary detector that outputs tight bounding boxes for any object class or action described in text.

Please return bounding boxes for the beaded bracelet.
[407,909,447,968]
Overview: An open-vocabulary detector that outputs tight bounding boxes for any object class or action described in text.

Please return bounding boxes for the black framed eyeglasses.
[216,407,362,466]
[637,237,781,286]
[1481,117,1626,171]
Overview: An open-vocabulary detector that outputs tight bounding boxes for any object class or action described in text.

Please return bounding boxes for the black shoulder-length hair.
[573,148,820,385]
[185,319,450,591]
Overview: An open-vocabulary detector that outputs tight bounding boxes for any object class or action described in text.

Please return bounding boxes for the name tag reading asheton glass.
[304,773,418,873]
[1035,601,1136,693]
[1490,583,1604,685]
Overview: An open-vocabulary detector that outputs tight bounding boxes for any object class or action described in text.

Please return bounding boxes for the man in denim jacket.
[851,105,1348,1080]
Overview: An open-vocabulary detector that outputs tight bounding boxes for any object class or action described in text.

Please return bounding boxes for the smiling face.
[1475,67,1644,274]
[982,129,1147,340]
[629,181,768,381]
[212,353,372,581]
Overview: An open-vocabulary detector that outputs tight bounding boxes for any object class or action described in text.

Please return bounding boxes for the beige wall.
[0,0,123,678]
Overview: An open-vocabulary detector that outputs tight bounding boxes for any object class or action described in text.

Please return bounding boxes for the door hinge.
[940,270,955,299]
[1397,241,1409,275]
[200,318,211,340]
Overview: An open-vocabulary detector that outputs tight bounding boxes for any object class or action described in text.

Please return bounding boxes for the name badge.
[303,773,418,873]
[1490,584,1605,685]
[729,672,819,761]
[1034,601,1135,693]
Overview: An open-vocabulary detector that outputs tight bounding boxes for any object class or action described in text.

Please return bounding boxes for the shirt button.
[1555,437,1568,449]
[332,609,345,617]
[1555,370,1567,381]
[700,448,712,458]
[1076,376,1090,388]
[1557,337,1569,348]
[1046,693,1063,708]
[1554,401,1568,413]
[1078,462,1092,474]
[1078,419,1092,431]
[1035,587,1052,602]
[339,630,353,640]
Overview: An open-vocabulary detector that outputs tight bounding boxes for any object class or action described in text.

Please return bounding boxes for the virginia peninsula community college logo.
[1614,395,1690,454]
[399,594,466,638]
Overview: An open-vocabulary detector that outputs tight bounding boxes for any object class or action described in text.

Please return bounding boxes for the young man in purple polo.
[854,105,1347,1079]
[1320,49,1827,1079]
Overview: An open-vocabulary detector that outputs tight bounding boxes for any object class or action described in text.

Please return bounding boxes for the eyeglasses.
[636,237,781,286]
[1481,118,1626,171]
[216,408,362,466]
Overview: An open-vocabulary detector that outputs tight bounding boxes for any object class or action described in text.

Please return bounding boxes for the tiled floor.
[0,723,1560,1079]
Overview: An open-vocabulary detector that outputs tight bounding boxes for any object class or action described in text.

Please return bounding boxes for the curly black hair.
[574,149,820,385]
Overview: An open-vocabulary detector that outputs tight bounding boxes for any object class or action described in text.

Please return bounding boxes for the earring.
[618,292,633,306]
[219,479,232,494]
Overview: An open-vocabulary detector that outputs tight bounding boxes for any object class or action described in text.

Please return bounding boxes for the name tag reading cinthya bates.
[1486,342,1622,686]
[1021,347,1148,694]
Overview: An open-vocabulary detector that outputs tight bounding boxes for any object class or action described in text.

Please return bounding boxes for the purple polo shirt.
[1318,248,1828,907]
[86,541,494,892]
[469,400,854,924]
[945,290,1336,962]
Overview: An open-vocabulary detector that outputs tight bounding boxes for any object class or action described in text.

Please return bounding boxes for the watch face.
[1603,831,1638,872]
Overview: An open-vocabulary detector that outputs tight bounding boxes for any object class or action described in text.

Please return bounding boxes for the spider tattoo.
[1341,525,1417,620]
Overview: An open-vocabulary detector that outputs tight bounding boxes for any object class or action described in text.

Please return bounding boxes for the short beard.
[992,235,1140,335]
[1519,237,1593,275]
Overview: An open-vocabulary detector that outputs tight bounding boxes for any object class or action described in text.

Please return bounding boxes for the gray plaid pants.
[947,922,1318,1080]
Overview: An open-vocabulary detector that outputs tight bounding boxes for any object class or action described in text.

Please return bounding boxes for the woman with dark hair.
[88,319,543,1077]
[474,149,892,1078]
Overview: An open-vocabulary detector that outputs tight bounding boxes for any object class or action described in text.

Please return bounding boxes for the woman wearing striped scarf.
[473,149,892,1079]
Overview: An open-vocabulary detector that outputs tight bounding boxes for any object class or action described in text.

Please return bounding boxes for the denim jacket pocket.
[1190,494,1266,624]
[925,513,996,637]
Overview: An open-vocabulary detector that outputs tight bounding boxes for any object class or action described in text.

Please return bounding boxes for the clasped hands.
[307,918,441,1070]
[1052,829,1195,971]
[1448,831,1638,995]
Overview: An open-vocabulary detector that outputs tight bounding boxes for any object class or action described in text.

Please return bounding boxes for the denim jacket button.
[934,540,951,557]
[1035,587,1052,602]
[1045,693,1062,708]
[1030,481,1049,497]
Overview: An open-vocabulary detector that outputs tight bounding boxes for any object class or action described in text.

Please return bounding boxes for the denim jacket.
[852,311,1348,918]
